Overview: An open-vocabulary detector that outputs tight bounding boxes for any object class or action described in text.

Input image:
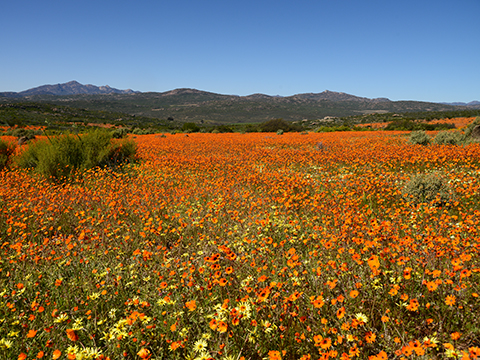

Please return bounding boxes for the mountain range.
[0,80,139,97]
[1,81,479,123]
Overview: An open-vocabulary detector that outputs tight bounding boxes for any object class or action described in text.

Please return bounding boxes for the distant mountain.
[288,90,390,103]
[1,83,476,123]
[0,81,139,97]
[440,101,480,108]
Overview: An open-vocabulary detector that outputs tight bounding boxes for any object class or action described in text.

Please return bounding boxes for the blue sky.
[1,0,479,102]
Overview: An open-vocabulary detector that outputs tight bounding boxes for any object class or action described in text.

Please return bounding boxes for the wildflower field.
[1,129,480,360]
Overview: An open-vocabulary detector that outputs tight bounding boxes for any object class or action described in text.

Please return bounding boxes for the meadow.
[1,127,480,360]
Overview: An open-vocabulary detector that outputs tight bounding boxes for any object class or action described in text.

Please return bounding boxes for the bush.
[403,172,453,206]
[0,138,16,170]
[16,130,137,179]
[259,118,300,133]
[111,128,129,139]
[276,129,284,135]
[182,122,200,133]
[409,130,431,145]
[432,131,463,145]
[464,116,480,141]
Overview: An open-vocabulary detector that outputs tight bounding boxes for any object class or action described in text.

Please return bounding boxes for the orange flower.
[367,255,380,271]
[18,354,27,360]
[52,350,62,360]
[311,295,324,308]
[451,332,461,341]
[37,351,44,359]
[217,320,228,333]
[365,331,376,343]
[445,295,456,306]
[403,267,412,280]
[170,341,181,351]
[406,298,419,312]
[137,348,151,359]
[209,319,217,330]
[349,290,359,298]
[66,329,79,341]
[320,337,332,350]
[27,329,38,338]
[426,281,438,292]
[268,350,282,360]
[185,300,197,311]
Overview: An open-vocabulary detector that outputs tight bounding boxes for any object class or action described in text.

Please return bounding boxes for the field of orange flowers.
[1,129,480,360]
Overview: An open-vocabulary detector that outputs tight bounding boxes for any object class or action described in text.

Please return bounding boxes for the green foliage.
[385,119,455,131]
[403,172,453,206]
[213,125,234,133]
[316,125,352,132]
[432,130,464,145]
[464,116,480,139]
[276,129,284,135]
[16,130,136,179]
[259,118,300,132]
[0,138,16,170]
[409,130,431,145]
[111,128,129,139]
[181,122,200,133]
[1,127,41,138]
[0,102,172,131]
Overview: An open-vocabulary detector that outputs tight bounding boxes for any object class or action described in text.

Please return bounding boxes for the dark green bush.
[182,122,200,133]
[259,118,300,132]
[16,130,137,179]
[0,138,16,170]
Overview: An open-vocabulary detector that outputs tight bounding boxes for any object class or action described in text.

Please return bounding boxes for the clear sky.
[1,0,479,102]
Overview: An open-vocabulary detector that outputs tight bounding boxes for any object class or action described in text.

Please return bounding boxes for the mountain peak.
[3,81,139,97]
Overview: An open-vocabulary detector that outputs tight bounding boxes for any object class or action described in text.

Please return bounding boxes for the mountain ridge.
[1,82,478,106]
[1,80,139,97]
[1,82,479,124]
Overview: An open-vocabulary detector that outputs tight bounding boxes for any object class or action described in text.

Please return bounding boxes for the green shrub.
[0,138,16,170]
[182,122,200,133]
[432,131,464,145]
[464,117,480,141]
[409,130,431,145]
[16,130,137,179]
[259,118,300,132]
[111,128,129,139]
[403,172,453,206]
[276,129,284,135]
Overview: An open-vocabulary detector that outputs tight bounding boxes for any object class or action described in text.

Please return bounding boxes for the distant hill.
[0,82,476,124]
[440,101,480,108]
[0,80,139,97]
